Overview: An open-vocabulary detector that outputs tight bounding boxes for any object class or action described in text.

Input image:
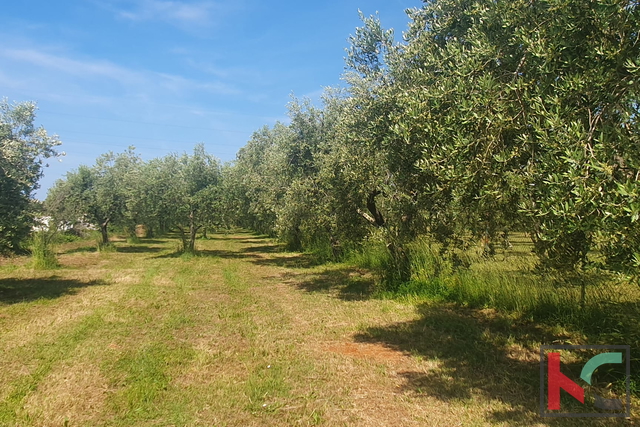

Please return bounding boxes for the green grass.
[0,311,105,424]
[28,231,59,270]
[0,231,637,425]
[349,233,640,410]
[352,234,638,324]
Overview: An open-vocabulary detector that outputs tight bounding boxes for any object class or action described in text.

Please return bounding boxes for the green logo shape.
[580,352,624,411]
[580,352,622,384]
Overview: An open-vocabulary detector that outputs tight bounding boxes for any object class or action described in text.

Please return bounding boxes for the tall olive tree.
[160,144,221,253]
[0,99,61,253]
[355,0,640,272]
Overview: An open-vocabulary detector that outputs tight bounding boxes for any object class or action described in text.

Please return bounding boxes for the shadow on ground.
[239,244,283,254]
[250,252,323,269]
[0,277,108,304]
[287,266,375,301]
[354,303,632,425]
[135,239,167,244]
[153,249,254,260]
[62,245,97,254]
[197,232,270,243]
[115,245,164,254]
[236,237,272,244]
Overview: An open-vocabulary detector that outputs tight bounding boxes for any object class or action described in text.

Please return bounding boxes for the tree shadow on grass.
[62,245,97,254]
[197,249,254,259]
[250,253,323,269]
[289,266,375,301]
[238,244,283,254]
[115,245,164,254]
[0,277,108,305]
[136,239,168,245]
[354,303,631,425]
[200,232,269,243]
[153,249,253,260]
[236,236,272,243]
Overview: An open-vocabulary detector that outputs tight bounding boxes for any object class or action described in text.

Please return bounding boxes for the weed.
[126,236,142,244]
[28,231,59,270]
[89,231,116,252]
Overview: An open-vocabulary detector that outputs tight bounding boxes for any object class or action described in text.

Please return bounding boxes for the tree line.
[45,145,223,253]
[226,0,640,280]
[2,0,639,284]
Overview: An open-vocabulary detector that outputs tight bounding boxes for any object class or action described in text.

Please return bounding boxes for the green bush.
[54,232,82,243]
[347,236,407,289]
[127,236,142,244]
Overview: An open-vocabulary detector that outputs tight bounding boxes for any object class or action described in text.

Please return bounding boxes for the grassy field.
[0,231,637,426]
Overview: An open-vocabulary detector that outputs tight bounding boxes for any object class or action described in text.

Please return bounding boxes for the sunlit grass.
[28,231,59,270]
[0,231,636,425]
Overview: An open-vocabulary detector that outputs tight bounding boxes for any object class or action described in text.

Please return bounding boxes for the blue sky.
[1,0,422,198]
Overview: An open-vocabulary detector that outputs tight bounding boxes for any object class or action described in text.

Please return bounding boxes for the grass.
[353,234,639,325]
[28,231,59,270]
[0,231,637,425]
[350,233,640,416]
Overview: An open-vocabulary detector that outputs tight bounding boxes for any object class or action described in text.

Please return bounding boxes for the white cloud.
[0,48,143,85]
[184,58,263,81]
[155,72,240,95]
[115,0,222,29]
[0,47,240,98]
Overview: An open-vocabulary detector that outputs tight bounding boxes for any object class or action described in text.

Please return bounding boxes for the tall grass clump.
[444,269,622,323]
[122,225,142,244]
[303,235,335,263]
[303,234,362,264]
[348,237,397,285]
[29,231,59,269]
[174,237,198,256]
[353,237,466,298]
[91,231,116,252]
[352,235,632,326]
[126,235,142,244]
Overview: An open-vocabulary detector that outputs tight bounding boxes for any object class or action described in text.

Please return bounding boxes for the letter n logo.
[547,352,584,409]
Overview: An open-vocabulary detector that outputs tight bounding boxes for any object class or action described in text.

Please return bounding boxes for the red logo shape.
[547,352,584,410]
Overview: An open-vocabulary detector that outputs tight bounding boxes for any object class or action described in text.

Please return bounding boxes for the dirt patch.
[505,343,539,363]
[112,274,139,285]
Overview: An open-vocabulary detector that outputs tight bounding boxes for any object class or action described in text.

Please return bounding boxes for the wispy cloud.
[0,48,143,85]
[0,47,241,101]
[184,58,263,81]
[155,72,240,95]
[112,0,224,30]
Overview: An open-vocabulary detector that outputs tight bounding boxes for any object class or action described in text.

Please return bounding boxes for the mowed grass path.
[0,232,635,426]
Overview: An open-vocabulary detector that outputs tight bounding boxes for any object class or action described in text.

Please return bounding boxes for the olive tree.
[46,148,141,245]
[159,144,221,253]
[0,99,61,253]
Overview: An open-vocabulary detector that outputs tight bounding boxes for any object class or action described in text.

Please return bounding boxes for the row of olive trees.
[42,0,640,277]
[222,0,640,278]
[46,144,223,253]
[226,94,386,259]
